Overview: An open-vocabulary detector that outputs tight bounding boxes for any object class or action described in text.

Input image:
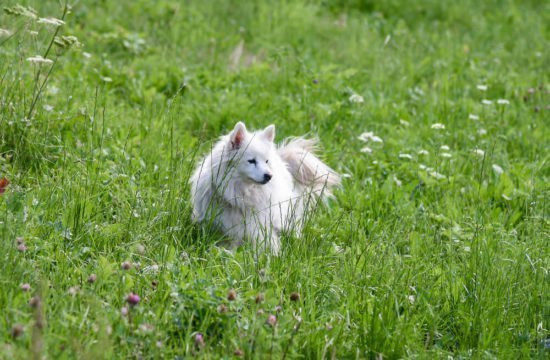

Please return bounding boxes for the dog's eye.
[248,159,256,165]
[265,160,269,163]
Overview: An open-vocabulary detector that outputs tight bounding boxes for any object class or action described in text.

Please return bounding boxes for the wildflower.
[266,315,277,327]
[358,132,383,143]
[502,194,512,201]
[82,52,92,59]
[26,55,53,65]
[497,99,510,105]
[399,119,410,127]
[28,30,38,36]
[195,333,205,348]
[429,171,446,180]
[478,128,487,136]
[473,149,485,157]
[492,164,504,175]
[126,293,140,306]
[255,293,265,304]
[419,164,427,170]
[407,295,416,304]
[399,154,413,160]
[139,323,154,333]
[290,292,301,302]
[468,114,479,120]
[37,17,65,27]
[431,123,445,130]
[393,176,402,187]
[68,286,79,296]
[143,264,159,273]
[100,76,113,83]
[156,341,163,348]
[227,289,237,301]
[17,243,27,252]
[87,274,97,283]
[43,104,54,112]
[440,145,450,151]
[360,146,372,154]
[0,178,9,195]
[121,261,132,270]
[464,246,471,252]
[217,304,228,314]
[21,284,31,292]
[440,153,452,158]
[418,149,429,155]
[274,305,282,313]
[135,243,146,254]
[121,307,128,316]
[477,84,488,91]
[349,93,364,103]
[481,99,493,105]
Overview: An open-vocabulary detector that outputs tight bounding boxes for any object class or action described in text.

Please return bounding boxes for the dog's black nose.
[263,173,272,183]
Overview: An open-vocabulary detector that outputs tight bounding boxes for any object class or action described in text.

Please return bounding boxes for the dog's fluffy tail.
[278,137,341,199]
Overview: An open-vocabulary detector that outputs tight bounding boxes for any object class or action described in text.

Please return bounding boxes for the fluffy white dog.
[190,122,340,254]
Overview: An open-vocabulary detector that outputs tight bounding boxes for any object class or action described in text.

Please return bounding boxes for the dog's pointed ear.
[263,124,275,142]
[230,122,247,149]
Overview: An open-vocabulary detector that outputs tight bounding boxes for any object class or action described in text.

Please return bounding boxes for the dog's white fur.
[190,122,340,254]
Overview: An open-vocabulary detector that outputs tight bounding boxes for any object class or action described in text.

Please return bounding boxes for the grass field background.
[0,0,548,358]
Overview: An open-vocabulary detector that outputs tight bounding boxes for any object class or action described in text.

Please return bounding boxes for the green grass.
[1,0,548,358]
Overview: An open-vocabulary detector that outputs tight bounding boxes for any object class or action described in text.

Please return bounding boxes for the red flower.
[0,178,9,195]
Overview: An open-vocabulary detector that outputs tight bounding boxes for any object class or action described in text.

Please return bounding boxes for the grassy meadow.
[0,0,548,358]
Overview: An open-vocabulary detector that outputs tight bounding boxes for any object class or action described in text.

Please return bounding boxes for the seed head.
[10,324,24,339]
[29,296,41,308]
[87,274,97,283]
[227,289,237,301]
[217,304,228,314]
[234,348,244,356]
[17,244,27,252]
[290,292,300,302]
[255,293,265,304]
[121,261,132,270]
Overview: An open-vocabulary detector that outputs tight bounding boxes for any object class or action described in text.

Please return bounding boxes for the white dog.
[190,122,340,254]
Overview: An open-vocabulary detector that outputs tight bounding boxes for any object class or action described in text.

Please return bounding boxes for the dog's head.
[228,122,276,185]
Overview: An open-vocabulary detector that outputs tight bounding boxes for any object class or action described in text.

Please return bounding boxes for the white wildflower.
[492,164,504,175]
[502,194,512,201]
[341,173,352,178]
[360,146,372,154]
[440,152,452,158]
[419,164,427,170]
[349,93,364,103]
[82,52,92,59]
[101,76,113,83]
[37,17,65,27]
[497,99,509,105]
[418,149,429,155]
[399,153,413,160]
[358,132,383,143]
[473,149,485,157]
[407,295,416,304]
[26,55,53,64]
[27,30,39,37]
[43,104,54,112]
[393,176,402,187]
[464,246,471,252]
[440,145,450,151]
[477,84,488,91]
[481,99,493,105]
[399,119,410,127]
[429,171,446,180]
[478,128,487,136]
[468,114,479,120]
[431,123,445,130]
